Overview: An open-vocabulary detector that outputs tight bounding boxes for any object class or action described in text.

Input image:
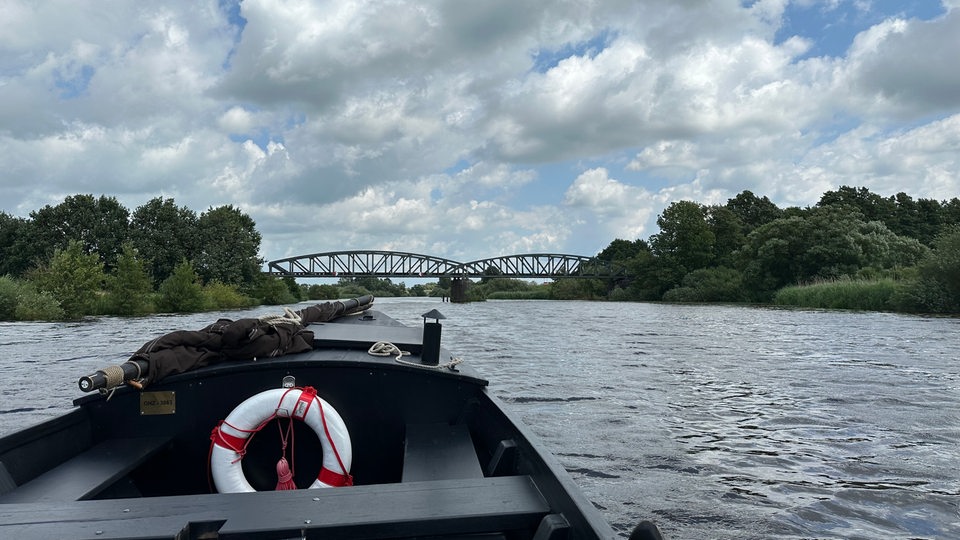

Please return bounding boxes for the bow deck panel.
[310,319,425,353]
[0,476,551,540]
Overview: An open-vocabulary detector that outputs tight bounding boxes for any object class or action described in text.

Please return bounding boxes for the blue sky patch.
[531,29,617,73]
[219,0,247,70]
[54,64,94,99]
[443,158,472,176]
[775,0,947,60]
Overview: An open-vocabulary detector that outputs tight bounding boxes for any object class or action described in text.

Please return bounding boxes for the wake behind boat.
[0,296,663,539]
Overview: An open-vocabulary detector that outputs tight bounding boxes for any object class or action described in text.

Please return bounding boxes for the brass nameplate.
[140,391,176,415]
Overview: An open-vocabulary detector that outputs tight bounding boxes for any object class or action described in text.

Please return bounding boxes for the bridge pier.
[451,277,468,303]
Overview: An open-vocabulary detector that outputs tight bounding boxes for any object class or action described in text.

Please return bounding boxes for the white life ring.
[210,387,353,493]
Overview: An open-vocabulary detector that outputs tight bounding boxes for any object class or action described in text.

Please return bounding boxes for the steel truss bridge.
[267,250,624,280]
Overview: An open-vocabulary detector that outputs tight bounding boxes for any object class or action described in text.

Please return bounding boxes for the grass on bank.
[773,279,899,311]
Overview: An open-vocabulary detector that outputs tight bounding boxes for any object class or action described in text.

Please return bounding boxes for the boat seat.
[403,422,484,482]
[0,436,173,504]
[0,476,551,539]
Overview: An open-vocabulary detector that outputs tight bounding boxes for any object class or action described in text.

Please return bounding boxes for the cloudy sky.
[2,0,958,266]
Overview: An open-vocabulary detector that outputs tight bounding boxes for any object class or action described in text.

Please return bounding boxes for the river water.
[1,298,958,539]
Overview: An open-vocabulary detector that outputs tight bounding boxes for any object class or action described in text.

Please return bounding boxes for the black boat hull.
[0,306,651,539]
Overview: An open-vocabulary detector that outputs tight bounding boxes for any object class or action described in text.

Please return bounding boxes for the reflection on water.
[2,300,959,539]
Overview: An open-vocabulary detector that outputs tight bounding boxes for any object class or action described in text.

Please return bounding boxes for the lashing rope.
[259,307,303,327]
[367,341,464,370]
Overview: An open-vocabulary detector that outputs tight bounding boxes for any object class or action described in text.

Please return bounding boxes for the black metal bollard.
[421,309,446,365]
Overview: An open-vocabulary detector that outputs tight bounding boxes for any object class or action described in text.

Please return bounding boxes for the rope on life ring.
[209,386,353,493]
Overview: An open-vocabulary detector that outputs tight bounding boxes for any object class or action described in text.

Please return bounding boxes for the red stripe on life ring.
[211,424,248,453]
[318,466,353,487]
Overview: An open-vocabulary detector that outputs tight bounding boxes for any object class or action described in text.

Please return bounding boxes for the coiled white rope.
[368,341,410,360]
[260,307,302,327]
[367,341,464,370]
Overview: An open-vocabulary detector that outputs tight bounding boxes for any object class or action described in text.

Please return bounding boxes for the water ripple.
[1,299,958,540]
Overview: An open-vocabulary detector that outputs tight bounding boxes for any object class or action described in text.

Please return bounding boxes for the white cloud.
[564,168,655,242]
[0,0,958,266]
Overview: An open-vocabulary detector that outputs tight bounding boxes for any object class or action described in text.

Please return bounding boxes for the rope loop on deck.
[368,341,464,370]
[368,341,410,361]
[397,356,465,370]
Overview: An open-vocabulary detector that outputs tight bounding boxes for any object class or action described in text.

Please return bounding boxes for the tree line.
[1,186,958,320]
[0,195,284,320]
[593,186,960,313]
[298,186,960,313]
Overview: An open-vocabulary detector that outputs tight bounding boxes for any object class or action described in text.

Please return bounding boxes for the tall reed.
[773,279,899,311]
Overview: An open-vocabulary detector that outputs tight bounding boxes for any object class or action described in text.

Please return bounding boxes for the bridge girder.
[267,250,461,278]
[268,250,624,279]
[451,253,620,278]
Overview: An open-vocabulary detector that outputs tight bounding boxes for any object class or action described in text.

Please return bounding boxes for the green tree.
[158,260,205,312]
[31,240,106,319]
[739,207,926,299]
[203,281,255,310]
[725,190,782,233]
[0,213,34,276]
[596,238,650,262]
[616,248,668,300]
[479,265,503,284]
[196,205,262,287]
[105,242,153,316]
[0,276,64,321]
[942,198,960,228]
[889,193,944,245]
[548,278,606,300]
[0,275,17,320]
[29,194,130,271]
[252,273,297,305]
[650,201,715,287]
[338,276,407,297]
[916,226,960,311]
[662,266,746,303]
[409,284,428,296]
[818,186,896,224]
[130,197,199,285]
[706,205,746,268]
[282,276,302,300]
[305,284,340,300]
[914,198,944,245]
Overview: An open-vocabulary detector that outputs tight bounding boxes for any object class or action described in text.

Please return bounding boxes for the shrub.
[204,281,255,310]
[305,284,340,300]
[662,286,702,302]
[0,275,17,320]
[104,242,153,316]
[251,275,297,305]
[679,267,746,302]
[14,282,64,321]
[607,286,630,302]
[889,277,955,314]
[30,240,105,319]
[486,289,551,300]
[158,261,205,312]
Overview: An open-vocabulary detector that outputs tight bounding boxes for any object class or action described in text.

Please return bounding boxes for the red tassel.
[275,457,297,490]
